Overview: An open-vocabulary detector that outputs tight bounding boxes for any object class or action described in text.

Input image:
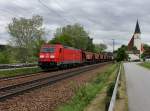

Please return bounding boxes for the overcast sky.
[0,0,150,51]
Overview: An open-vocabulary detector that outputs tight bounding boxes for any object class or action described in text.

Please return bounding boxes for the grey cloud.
[0,0,150,51]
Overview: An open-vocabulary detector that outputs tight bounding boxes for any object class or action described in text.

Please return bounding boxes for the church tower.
[128,20,143,54]
[127,20,143,61]
[133,20,142,54]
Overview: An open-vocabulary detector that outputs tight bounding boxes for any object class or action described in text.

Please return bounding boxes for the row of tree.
[115,44,150,62]
[50,24,94,51]
[141,44,150,59]
[50,24,107,52]
[115,45,128,62]
[0,15,107,63]
[2,15,149,63]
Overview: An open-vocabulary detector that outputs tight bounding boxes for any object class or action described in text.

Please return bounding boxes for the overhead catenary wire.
[38,0,71,24]
[54,0,79,23]
[0,2,37,19]
[0,9,19,18]
[43,0,101,25]
[38,0,118,49]
[38,0,104,28]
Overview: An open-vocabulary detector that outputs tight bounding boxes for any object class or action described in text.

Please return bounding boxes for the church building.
[127,20,144,60]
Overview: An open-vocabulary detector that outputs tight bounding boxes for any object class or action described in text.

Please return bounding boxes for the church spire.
[134,20,141,34]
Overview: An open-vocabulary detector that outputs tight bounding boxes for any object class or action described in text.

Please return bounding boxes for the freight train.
[38,44,113,69]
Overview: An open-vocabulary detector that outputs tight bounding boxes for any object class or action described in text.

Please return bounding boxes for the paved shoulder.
[124,62,150,111]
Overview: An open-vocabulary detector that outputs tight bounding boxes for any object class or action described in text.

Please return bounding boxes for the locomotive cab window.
[41,47,55,53]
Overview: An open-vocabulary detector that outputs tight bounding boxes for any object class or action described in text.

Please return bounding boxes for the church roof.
[134,20,141,34]
[128,35,134,51]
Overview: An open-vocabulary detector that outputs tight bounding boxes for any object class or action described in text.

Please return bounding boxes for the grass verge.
[0,67,42,78]
[56,63,119,111]
[139,62,150,69]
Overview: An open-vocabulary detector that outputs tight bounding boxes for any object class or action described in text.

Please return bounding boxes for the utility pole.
[112,39,115,60]
[112,39,115,53]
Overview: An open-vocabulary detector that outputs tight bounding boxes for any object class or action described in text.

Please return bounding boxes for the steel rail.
[0,67,58,80]
[0,62,109,81]
[0,62,109,101]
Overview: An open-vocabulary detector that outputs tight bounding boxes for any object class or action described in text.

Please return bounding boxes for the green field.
[139,62,150,69]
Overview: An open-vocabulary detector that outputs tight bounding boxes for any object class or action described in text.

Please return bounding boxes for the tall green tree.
[141,44,150,59]
[0,51,10,64]
[116,45,128,62]
[50,23,94,51]
[8,15,46,62]
[94,43,107,53]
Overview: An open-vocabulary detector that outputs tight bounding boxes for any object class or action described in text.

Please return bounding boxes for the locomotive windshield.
[41,47,55,53]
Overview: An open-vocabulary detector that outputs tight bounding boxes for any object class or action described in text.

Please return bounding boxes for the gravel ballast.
[0,64,111,111]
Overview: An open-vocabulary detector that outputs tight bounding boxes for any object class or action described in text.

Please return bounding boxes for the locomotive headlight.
[50,55,55,58]
[40,55,44,58]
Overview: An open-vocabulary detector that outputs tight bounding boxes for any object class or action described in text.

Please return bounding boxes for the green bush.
[106,82,115,97]
[105,96,111,111]
[0,51,11,64]
[57,64,118,111]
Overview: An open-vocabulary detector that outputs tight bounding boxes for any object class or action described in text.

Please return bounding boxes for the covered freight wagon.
[83,51,95,64]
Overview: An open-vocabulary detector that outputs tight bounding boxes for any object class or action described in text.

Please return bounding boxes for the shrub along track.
[0,62,110,101]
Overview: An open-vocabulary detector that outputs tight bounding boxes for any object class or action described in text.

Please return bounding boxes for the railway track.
[0,62,110,101]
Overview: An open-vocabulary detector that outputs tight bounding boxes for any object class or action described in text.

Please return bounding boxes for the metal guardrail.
[0,63,37,69]
[108,64,121,111]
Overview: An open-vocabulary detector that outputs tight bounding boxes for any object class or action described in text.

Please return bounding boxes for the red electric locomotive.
[38,43,113,69]
[38,44,83,69]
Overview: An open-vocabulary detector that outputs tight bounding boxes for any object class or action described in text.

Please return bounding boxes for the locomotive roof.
[42,44,81,51]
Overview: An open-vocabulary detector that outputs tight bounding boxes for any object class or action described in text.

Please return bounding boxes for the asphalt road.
[124,62,150,111]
